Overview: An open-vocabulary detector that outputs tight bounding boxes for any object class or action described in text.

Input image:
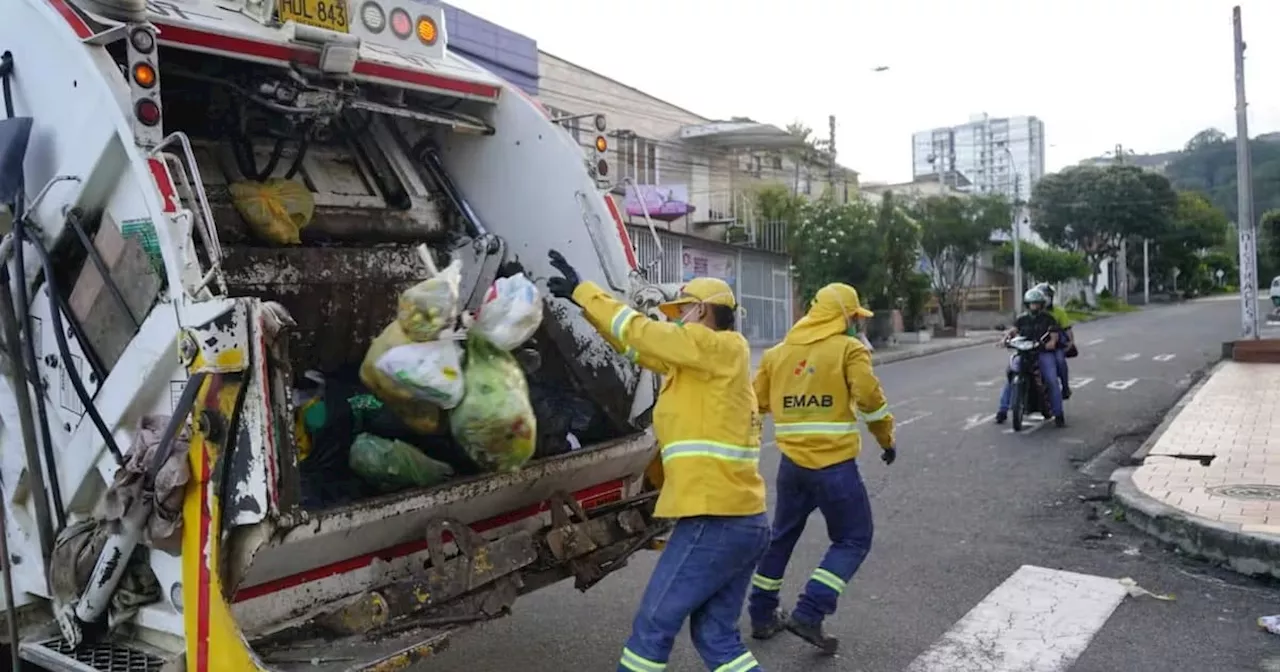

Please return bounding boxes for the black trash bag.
[528,380,610,459]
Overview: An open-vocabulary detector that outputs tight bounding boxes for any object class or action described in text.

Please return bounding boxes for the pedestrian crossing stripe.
[905,565,1129,672]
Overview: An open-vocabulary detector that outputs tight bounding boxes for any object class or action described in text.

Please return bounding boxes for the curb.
[1130,360,1223,462]
[872,332,1005,366]
[1111,467,1280,579]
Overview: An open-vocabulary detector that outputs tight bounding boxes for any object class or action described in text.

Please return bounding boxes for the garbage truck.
[0,0,676,669]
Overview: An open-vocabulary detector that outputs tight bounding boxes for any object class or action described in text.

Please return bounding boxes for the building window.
[618,134,660,185]
[544,104,581,144]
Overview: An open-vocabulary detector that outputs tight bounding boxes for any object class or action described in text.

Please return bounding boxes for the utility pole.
[1234,5,1260,339]
[1143,239,1150,304]
[1114,144,1128,303]
[827,114,837,189]
[1013,172,1023,314]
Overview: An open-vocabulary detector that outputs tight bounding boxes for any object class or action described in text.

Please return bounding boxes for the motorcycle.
[1004,333,1054,431]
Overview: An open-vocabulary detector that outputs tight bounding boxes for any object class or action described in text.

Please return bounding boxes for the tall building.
[911,114,1046,202]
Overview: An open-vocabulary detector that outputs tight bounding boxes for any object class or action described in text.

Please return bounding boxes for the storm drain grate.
[25,637,166,672]
[1208,484,1280,501]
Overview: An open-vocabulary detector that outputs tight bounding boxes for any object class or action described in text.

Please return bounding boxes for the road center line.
[1118,353,1140,361]
[904,565,1128,672]
[1070,377,1094,389]
[1152,353,1176,362]
[963,413,998,431]
[1085,338,1105,346]
[1106,378,1138,391]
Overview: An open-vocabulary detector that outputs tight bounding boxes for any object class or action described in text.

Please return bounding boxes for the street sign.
[1216,268,1225,280]
[1173,267,1181,277]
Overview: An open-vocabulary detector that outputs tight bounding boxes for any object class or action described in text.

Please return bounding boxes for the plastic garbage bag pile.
[337,251,546,496]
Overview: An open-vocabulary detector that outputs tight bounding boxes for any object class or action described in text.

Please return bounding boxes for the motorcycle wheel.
[1011,375,1025,431]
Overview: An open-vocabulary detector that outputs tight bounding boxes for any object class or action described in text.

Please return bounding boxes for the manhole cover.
[1207,484,1280,500]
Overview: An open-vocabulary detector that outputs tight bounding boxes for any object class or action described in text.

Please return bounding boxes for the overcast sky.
[449,0,1280,184]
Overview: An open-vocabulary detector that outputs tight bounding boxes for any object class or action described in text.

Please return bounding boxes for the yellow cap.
[814,283,874,319]
[659,277,737,320]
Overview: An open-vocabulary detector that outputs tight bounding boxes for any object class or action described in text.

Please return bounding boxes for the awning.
[679,121,811,151]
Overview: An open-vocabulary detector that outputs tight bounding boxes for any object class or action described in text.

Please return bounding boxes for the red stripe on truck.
[231,479,628,602]
[149,24,500,100]
[45,0,92,39]
[604,196,639,270]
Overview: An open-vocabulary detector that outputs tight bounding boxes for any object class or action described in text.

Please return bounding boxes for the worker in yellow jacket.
[747,283,896,654]
[546,251,769,672]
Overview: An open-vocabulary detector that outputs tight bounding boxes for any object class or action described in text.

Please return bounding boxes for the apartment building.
[535,51,849,343]
[911,113,1046,204]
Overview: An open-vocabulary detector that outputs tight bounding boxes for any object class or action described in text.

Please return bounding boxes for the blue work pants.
[999,351,1063,417]
[619,514,770,672]
[747,455,873,627]
[1055,331,1071,389]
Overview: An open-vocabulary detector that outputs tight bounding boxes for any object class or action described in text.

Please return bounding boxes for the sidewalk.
[751,330,1004,370]
[1112,358,1280,579]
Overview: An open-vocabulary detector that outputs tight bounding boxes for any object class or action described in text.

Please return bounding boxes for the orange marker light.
[416,16,438,45]
[595,135,608,153]
[132,62,157,89]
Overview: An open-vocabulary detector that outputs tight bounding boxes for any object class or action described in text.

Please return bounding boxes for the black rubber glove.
[881,447,897,466]
[547,250,581,300]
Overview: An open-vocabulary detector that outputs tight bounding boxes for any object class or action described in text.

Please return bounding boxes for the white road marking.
[974,376,1005,387]
[898,412,933,427]
[963,413,998,431]
[1118,353,1140,361]
[1152,353,1176,362]
[904,565,1129,672]
[1085,338,1105,346]
[1070,377,1094,389]
[1003,417,1048,435]
[1106,378,1138,391]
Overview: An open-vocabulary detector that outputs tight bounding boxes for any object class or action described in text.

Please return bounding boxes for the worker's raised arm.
[572,281,714,372]
[753,350,773,415]
[844,343,895,450]
[578,302,672,374]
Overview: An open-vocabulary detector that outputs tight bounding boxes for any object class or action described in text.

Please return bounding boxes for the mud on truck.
[0,0,676,669]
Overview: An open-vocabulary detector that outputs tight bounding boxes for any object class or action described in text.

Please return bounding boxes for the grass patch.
[1066,310,1093,323]
[1097,297,1139,313]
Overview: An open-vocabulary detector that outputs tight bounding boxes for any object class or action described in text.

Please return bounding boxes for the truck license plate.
[278,0,349,33]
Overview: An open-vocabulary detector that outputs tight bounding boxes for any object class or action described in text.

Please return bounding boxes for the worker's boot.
[786,615,839,654]
[751,608,787,640]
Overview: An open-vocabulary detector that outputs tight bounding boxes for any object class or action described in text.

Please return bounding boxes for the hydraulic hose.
[0,265,55,565]
[2,53,67,530]
[24,233,124,465]
[0,473,22,672]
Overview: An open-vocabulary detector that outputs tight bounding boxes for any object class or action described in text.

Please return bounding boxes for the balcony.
[619,185,790,256]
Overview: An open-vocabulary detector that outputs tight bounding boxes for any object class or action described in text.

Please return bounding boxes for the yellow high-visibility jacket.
[755,329,895,470]
[572,281,766,519]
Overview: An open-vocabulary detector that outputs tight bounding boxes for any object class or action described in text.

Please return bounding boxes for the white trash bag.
[397,258,463,342]
[472,273,544,351]
[374,339,466,409]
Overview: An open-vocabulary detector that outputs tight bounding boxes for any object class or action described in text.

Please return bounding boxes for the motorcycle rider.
[996,287,1065,427]
[1034,283,1075,399]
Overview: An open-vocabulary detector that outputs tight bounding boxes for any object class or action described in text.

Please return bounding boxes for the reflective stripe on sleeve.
[661,440,759,464]
[610,306,641,342]
[774,421,859,436]
[751,573,783,591]
[620,647,666,672]
[859,403,891,422]
[714,651,761,672]
[810,567,847,594]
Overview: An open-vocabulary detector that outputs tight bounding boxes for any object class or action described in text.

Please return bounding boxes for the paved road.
[428,297,1280,672]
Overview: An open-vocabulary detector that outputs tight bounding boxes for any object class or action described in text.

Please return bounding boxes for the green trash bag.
[449,336,537,473]
[348,433,455,493]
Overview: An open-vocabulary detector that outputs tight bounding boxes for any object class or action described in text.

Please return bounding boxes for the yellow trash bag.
[360,321,442,434]
[229,178,315,245]
[397,259,462,342]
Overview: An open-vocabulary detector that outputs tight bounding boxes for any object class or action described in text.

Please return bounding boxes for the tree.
[1138,191,1230,284]
[994,242,1090,285]
[870,191,922,311]
[914,193,1010,327]
[1029,164,1178,291]
[788,195,881,304]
